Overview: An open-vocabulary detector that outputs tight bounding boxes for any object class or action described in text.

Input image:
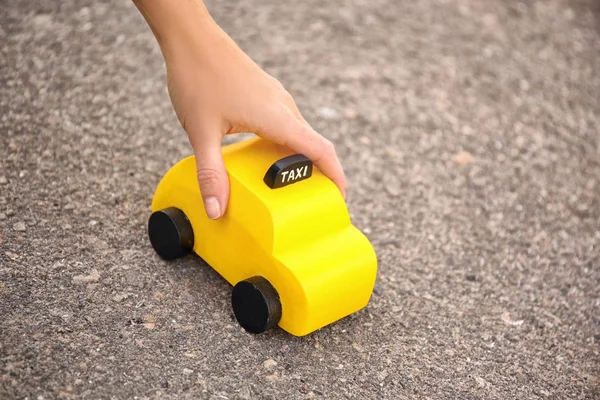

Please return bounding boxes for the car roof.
[222,138,350,255]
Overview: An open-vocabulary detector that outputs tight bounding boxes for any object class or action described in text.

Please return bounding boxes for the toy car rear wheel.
[148,207,194,260]
[232,276,282,334]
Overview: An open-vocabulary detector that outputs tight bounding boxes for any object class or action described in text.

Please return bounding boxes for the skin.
[132,0,346,219]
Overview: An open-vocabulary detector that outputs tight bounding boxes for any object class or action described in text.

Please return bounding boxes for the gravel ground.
[1,0,599,398]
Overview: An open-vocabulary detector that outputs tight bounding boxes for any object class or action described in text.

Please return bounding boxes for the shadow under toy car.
[148,137,377,336]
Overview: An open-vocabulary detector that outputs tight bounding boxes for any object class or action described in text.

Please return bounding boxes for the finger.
[188,123,230,220]
[258,107,346,198]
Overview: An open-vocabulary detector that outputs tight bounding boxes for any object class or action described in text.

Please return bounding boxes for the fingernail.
[204,197,221,220]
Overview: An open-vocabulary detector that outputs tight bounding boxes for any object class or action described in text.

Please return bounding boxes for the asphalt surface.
[1,0,599,398]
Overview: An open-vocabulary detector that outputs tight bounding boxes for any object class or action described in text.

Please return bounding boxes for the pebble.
[263,359,277,369]
[344,108,358,120]
[352,343,364,353]
[316,106,340,120]
[143,314,155,329]
[112,293,130,302]
[475,376,486,387]
[385,186,401,197]
[453,151,475,165]
[265,373,280,382]
[0,176,7,184]
[0,213,6,220]
[182,368,194,375]
[13,221,26,231]
[72,270,101,285]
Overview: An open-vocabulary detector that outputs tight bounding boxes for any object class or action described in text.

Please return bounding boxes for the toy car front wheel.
[232,276,282,334]
[148,207,194,260]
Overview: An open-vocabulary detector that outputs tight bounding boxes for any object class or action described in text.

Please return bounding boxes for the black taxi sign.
[263,154,313,189]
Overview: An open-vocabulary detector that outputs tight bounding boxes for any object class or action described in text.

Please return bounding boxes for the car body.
[149,137,377,336]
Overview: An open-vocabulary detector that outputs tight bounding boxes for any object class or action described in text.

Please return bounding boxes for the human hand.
[161,23,345,219]
[133,0,346,219]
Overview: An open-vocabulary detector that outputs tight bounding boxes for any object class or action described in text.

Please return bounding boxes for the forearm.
[132,0,221,59]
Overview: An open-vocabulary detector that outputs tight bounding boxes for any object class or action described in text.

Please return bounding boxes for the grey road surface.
[1,0,599,398]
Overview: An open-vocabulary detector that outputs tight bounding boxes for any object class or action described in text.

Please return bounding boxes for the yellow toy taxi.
[148,137,377,336]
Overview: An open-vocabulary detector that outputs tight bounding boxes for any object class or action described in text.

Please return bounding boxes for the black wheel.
[232,276,282,334]
[148,207,194,260]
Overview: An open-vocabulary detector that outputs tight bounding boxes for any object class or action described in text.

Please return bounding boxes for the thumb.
[189,129,230,220]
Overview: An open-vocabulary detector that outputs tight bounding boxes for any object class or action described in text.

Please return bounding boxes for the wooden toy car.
[148,138,377,336]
